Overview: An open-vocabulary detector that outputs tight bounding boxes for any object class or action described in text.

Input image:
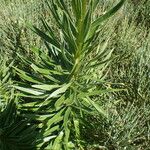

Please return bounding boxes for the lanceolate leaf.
[87,96,108,117]
[52,131,64,150]
[71,0,82,23]
[31,84,60,91]
[32,26,61,49]
[46,0,62,28]
[46,108,65,127]
[13,86,44,96]
[54,95,65,110]
[46,83,71,100]
[14,67,42,84]
[92,0,125,28]
[88,0,125,38]
[63,107,71,149]
[40,18,57,40]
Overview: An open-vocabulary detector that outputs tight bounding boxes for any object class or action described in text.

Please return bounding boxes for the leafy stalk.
[14,0,125,149]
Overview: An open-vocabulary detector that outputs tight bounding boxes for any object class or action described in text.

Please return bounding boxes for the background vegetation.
[0,0,150,149]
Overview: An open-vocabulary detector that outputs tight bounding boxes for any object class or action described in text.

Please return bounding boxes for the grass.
[0,0,150,149]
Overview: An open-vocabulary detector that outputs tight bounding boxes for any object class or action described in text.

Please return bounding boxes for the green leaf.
[71,0,82,22]
[46,108,65,127]
[30,63,51,75]
[54,95,65,110]
[46,83,71,100]
[13,86,44,96]
[14,67,42,84]
[46,0,62,27]
[85,96,107,117]
[93,0,125,27]
[89,0,125,38]
[43,125,60,137]
[41,18,57,40]
[73,118,80,142]
[32,26,60,49]
[56,0,77,36]
[31,84,60,91]
[52,131,64,150]
[63,107,71,149]
[31,63,64,75]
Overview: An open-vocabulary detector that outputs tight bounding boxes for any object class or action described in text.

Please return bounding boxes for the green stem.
[82,0,86,18]
[70,0,87,80]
